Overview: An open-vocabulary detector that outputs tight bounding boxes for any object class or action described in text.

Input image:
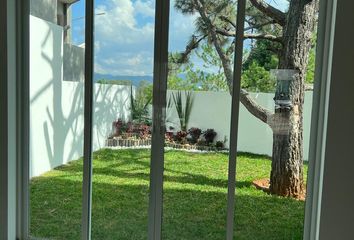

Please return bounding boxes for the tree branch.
[172,34,208,64]
[195,0,273,125]
[215,28,283,43]
[218,16,236,28]
[240,89,273,124]
[244,20,277,31]
[195,0,234,90]
[249,0,286,26]
[244,33,283,43]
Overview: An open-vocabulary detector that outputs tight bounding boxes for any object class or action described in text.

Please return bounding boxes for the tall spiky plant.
[130,84,152,124]
[172,90,195,131]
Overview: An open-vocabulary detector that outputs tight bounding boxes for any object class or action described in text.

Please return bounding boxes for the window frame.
[11,0,337,239]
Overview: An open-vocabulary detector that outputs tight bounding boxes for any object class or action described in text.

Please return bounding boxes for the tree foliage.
[168,50,228,91]
[242,62,275,92]
[97,79,132,85]
[243,39,279,71]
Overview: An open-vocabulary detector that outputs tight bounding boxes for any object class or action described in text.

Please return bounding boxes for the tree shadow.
[30,20,131,177]
[30,176,305,240]
[54,149,251,189]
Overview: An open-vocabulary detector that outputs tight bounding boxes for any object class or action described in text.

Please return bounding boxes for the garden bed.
[106,137,152,147]
[108,120,226,152]
[106,137,227,152]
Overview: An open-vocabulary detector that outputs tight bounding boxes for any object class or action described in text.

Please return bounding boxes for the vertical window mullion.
[226,0,246,239]
[82,0,95,239]
[303,0,337,239]
[16,0,30,238]
[0,0,9,238]
[147,0,170,240]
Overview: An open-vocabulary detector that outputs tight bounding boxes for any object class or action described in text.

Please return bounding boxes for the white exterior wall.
[30,16,131,177]
[166,90,313,160]
[30,0,57,24]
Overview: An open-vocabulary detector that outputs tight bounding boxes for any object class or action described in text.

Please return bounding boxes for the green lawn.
[30,149,307,240]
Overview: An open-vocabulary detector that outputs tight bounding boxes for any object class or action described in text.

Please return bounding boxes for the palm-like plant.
[172,91,195,131]
[130,85,152,124]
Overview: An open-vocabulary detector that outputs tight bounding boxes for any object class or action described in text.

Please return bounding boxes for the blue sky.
[71,0,288,76]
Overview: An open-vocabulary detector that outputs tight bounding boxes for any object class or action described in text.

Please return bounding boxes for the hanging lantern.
[270,69,298,111]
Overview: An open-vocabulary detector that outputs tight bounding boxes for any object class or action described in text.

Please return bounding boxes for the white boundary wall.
[166,89,313,160]
[30,16,131,177]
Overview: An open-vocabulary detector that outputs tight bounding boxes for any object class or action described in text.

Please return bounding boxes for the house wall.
[30,0,74,42]
[63,43,85,82]
[30,16,131,177]
[30,0,58,24]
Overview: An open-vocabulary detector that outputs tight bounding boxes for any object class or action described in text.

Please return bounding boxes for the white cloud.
[94,41,101,53]
[134,0,155,18]
[91,0,197,76]
[95,0,143,43]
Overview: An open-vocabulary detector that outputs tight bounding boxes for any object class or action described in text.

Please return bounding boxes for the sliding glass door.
[23,0,323,239]
[29,0,86,238]
[90,0,156,238]
[234,0,321,239]
[161,1,238,239]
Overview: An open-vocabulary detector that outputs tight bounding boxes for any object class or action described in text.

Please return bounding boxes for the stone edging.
[105,138,227,152]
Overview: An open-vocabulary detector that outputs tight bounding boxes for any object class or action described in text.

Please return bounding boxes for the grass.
[30,149,307,240]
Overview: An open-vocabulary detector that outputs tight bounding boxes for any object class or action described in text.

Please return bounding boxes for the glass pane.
[234,0,320,239]
[29,0,85,239]
[91,0,155,238]
[162,1,235,238]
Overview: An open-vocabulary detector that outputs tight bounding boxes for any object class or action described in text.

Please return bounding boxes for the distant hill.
[94,73,153,86]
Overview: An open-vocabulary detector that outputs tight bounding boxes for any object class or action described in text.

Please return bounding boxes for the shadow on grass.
[31,150,304,240]
[54,150,252,190]
[30,181,304,240]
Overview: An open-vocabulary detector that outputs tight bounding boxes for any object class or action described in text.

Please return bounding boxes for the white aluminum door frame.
[226,0,246,239]
[303,0,338,239]
[147,0,170,239]
[12,0,337,239]
[82,0,95,240]
[0,0,10,237]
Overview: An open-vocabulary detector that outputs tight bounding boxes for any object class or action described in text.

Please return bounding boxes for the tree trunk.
[269,0,318,197]
[270,108,304,197]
